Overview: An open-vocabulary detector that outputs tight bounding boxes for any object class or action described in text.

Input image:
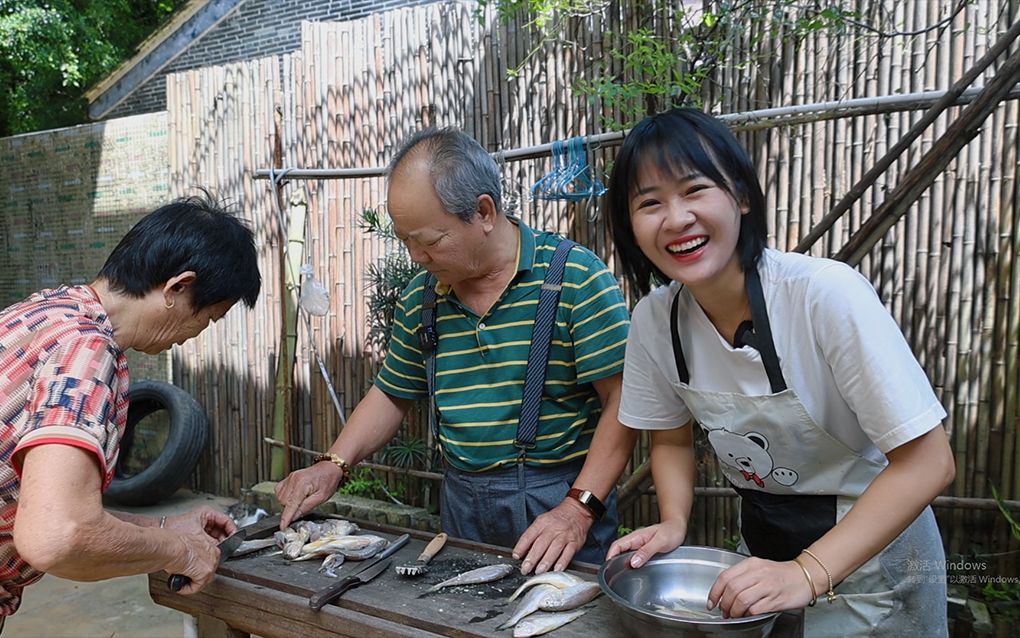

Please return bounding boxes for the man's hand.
[275,463,343,528]
[512,497,593,575]
[163,506,237,541]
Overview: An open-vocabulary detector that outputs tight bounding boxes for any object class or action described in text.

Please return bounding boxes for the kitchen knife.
[308,532,410,610]
[167,529,247,592]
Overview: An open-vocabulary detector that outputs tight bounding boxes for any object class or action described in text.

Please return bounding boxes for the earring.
[164,299,175,309]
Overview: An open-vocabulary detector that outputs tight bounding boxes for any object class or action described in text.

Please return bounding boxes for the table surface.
[148,515,802,638]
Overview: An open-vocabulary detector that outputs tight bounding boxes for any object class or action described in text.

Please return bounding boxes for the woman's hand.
[708,557,815,618]
[606,518,687,568]
[168,527,228,594]
[164,506,237,541]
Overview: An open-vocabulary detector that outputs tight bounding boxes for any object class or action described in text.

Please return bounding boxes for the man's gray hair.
[387,127,502,222]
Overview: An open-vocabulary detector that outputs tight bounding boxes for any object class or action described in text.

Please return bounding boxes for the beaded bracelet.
[312,452,352,486]
[802,549,836,604]
[792,556,817,606]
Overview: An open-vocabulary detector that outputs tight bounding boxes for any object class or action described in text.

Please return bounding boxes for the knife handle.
[416,532,448,564]
[167,574,190,592]
[309,576,360,611]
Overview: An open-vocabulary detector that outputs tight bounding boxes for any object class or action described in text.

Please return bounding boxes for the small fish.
[275,527,307,549]
[512,609,586,637]
[292,534,385,561]
[499,584,559,629]
[292,520,323,542]
[233,538,278,555]
[538,581,601,611]
[649,601,721,621]
[318,553,345,577]
[426,563,515,593]
[273,531,288,549]
[338,536,388,560]
[508,571,585,601]
[283,527,311,559]
[318,519,359,537]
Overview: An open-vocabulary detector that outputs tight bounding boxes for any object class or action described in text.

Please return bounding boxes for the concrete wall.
[105,0,442,118]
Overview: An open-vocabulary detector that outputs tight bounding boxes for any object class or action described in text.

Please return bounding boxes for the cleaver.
[167,528,247,592]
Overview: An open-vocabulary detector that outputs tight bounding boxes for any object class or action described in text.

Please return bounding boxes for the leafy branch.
[361,209,421,354]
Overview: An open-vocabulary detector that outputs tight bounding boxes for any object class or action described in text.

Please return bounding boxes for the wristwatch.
[567,487,606,521]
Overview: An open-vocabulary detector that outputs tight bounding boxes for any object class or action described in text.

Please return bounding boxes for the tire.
[106,380,209,506]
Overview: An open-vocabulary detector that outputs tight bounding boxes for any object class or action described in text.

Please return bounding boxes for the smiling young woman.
[604,108,954,637]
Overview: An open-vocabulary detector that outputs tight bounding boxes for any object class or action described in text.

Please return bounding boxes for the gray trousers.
[440,459,618,565]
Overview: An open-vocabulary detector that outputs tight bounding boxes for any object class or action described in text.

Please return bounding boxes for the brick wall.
[0,113,172,380]
[104,0,444,119]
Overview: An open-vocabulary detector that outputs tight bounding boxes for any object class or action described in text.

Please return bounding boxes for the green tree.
[0,0,186,136]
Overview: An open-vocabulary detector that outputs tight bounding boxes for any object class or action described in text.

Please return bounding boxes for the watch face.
[570,488,606,520]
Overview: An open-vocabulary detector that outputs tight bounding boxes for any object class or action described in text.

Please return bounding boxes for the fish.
[335,536,388,561]
[538,581,601,611]
[318,518,359,537]
[293,518,360,541]
[426,563,516,593]
[499,584,559,629]
[507,571,585,601]
[649,601,721,621]
[318,553,345,577]
[512,609,586,637]
[233,538,278,555]
[273,531,288,549]
[291,534,387,561]
[282,527,311,559]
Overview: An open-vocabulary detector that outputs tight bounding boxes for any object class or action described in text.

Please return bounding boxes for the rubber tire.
[106,380,209,506]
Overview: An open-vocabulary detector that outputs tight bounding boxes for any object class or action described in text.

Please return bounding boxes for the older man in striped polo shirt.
[277,127,635,575]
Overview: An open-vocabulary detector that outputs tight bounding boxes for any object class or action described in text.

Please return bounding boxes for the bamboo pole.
[837,45,1020,265]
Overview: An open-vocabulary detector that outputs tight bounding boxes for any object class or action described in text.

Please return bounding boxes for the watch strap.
[567,487,606,521]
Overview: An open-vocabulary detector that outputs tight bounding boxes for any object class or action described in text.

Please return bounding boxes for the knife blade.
[167,529,247,592]
[309,557,393,610]
[308,532,410,610]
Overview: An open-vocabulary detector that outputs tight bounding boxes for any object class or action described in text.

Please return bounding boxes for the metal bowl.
[598,545,780,637]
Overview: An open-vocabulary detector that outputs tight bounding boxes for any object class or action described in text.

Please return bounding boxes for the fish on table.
[508,571,585,601]
[500,571,601,628]
[512,609,587,637]
[425,563,516,593]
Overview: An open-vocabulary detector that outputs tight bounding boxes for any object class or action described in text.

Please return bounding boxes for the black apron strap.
[670,289,690,384]
[669,267,787,392]
[515,239,577,456]
[418,279,440,446]
[744,266,787,393]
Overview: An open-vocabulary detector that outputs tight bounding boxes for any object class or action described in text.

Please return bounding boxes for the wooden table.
[149,516,803,638]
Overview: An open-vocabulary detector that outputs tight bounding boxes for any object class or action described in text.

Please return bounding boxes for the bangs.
[626,120,734,199]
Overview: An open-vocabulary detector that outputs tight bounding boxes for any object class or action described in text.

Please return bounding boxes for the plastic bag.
[299,263,330,316]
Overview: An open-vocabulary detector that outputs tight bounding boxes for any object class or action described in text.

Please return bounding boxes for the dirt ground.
[4,490,238,638]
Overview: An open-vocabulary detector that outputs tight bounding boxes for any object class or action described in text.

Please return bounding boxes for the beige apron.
[668,267,947,636]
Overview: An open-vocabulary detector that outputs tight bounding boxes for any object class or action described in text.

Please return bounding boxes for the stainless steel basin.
[598,545,780,637]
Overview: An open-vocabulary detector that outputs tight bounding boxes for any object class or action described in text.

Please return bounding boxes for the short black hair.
[97,193,261,311]
[606,108,768,297]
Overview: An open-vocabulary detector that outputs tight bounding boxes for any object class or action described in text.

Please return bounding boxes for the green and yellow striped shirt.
[375,219,630,472]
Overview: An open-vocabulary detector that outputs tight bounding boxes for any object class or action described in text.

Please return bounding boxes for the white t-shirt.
[619,249,946,457]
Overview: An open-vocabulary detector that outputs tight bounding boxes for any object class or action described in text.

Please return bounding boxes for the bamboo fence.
[164,0,1020,565]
